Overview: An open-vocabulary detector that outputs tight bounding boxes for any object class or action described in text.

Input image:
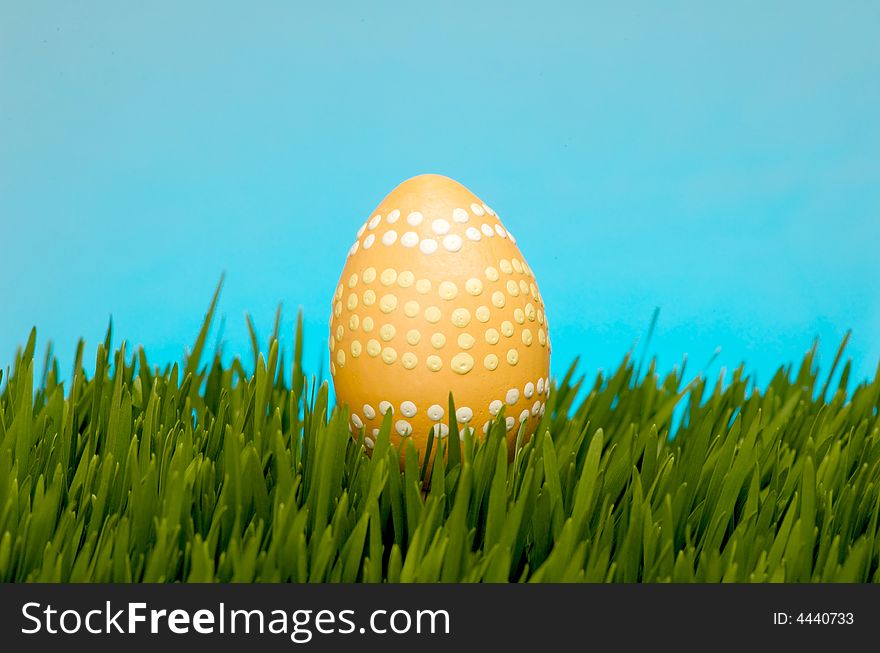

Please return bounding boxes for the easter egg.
[329,174,551,460]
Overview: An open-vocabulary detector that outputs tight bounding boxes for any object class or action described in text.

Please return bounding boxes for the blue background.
[2,1,878,390]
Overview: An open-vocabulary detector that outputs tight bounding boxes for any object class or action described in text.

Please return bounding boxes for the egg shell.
[330,174,551,462]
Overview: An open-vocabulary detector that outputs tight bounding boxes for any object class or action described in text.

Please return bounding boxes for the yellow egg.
[330,174,551,460]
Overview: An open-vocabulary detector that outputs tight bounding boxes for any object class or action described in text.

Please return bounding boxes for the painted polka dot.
[404,300,420,318]
[396,420,412,436]
[451,308,471,327]
[537,309,544,325]
[381,347,397,364]
[363,234,376,249]
[379,401,393,415]
[402,352,418,369]
[507,349,519,365]
[470,202,485,216]
[538,329,547,346]
[485,328,500,345]
[544,378,550,394]
[420,239,438,254]
[400,401,417,418]
[532,400,541,416]
[525,303,537,321]
[337,349,346,366]
[426,355,442,372]
[511,258,523,274]
[416,279,431,294]
[464,278,483,296]
[495,224,507,238]
[483,203,496,216]
[481,224,495,237]
[519,409,530,423]
[348,273,359,288]
[351,340,362,357]
[519,280,529,294]
[506,280,520,297]
[525,382,535,399]
[475,306,491,322]
[432,424,450,438]
[348,241,359,256]
[456,406,474,423]
[425,306,441,323]
[382,230,398,246]
[363,404,376,419]
[363,316,374,332]
[537,378,545,394]
[457,333,475,349]
[336,325,345,341]
[401,231,420,248]
[438,281,458,300]
[363,290,376,306]
[347,294,358,310]
[491,291,506,308]
[465,227,482,241]
[379,324,396,341]
[522,329,533,346]
[540,404,546,417]
[484,354,499,370]
[506,388,520,405]
[514,308,525,324]
[367,339,381,357]
[427,404,445,421]
[387,209,400,223]
[363,268,377,283]
[431,218,451,235]
[398,271,415,287]
[379,294,398,313]
[499,259,513,274]
[357,223,367,238]
[406,329,421,346]
[501,321,514,337]
[407,211,424,226]
[380,268,398,285]
[507,230,517,244]
[364,437,375,449]
[430,332,446,349]
[485,267,500,282]
[489,400,503,416]
[334,302,342,317]
[330,362,336,375]
[505,416,516,431]
[349,314,360,330]
[452,207,469,223]
[368,215,381,230]
[352,413,363,428]
[329,337,335,352]
[443,234,463,252]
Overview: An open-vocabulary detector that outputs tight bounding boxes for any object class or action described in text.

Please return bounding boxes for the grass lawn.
[1,286,879,582]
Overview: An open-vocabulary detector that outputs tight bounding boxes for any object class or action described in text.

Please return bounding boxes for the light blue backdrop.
[2,1,878,391]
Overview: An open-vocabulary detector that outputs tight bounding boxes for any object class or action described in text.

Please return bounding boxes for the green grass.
[1,286,879,582]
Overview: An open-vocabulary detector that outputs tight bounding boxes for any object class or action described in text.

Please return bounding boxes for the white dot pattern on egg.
[331,174,550,463]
